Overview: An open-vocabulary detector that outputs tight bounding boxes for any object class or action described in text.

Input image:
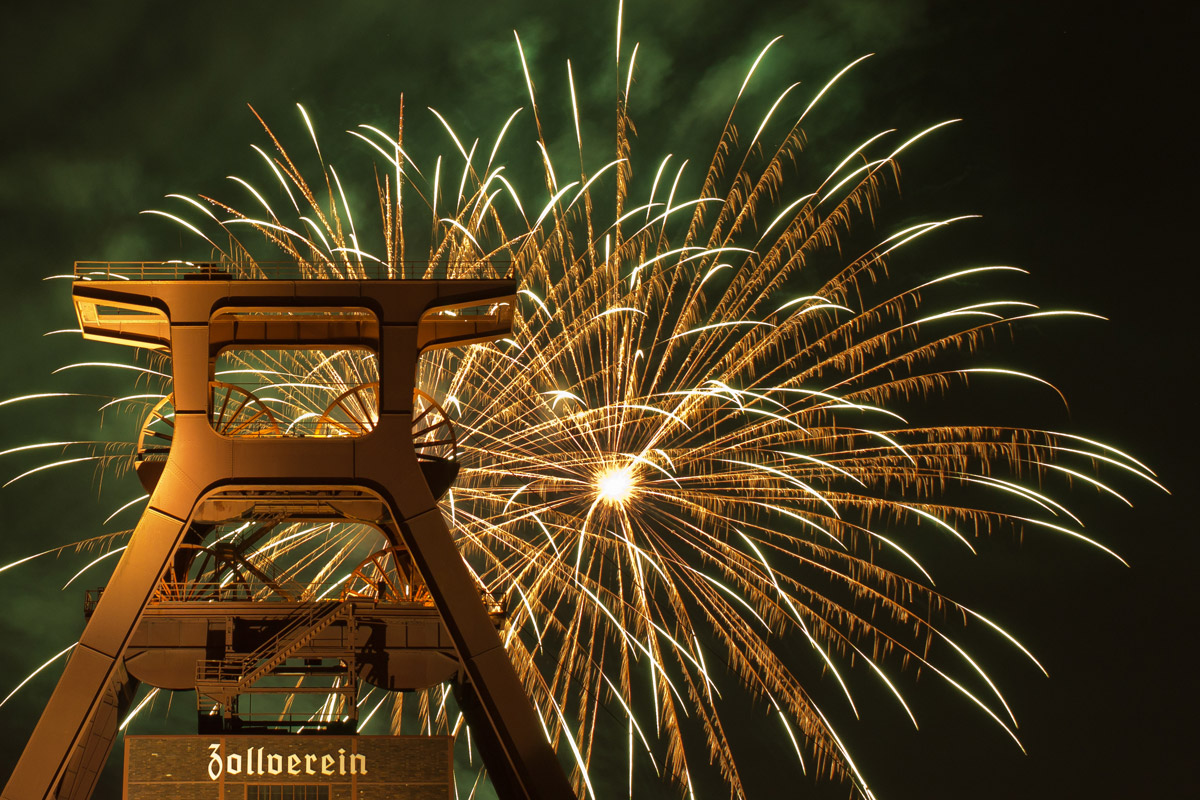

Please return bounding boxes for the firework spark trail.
[0,28,1165,800]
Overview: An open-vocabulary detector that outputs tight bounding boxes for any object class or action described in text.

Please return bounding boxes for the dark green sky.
[0,1,1191,797]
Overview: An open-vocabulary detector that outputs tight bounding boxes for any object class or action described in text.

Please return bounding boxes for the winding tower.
[2,261,574,800]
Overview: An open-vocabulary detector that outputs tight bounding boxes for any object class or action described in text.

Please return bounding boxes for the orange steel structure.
[2,263,574,800]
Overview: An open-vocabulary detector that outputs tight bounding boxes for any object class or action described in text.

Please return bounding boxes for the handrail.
[73,260,513,281]
[244,601,347,668]
[152,580,331,603]
[196,601,352,700]
[83,588,103,617]
[196,704,355,725]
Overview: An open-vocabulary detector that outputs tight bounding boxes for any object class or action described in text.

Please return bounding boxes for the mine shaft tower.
[2,261,574,800]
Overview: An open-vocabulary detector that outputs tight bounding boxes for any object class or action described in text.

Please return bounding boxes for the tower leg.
[395,507,575,800]
[2,508,191,800]
[54,666,140,800]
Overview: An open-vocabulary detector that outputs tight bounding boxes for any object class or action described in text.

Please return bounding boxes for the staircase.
[196,600,351,706]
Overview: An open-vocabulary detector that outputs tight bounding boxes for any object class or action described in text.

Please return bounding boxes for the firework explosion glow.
[0,7,1169,800]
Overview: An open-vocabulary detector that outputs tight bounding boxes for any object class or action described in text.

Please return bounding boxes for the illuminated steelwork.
[1,265,573,800]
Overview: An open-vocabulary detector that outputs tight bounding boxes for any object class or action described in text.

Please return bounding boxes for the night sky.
[0,1,1192,797]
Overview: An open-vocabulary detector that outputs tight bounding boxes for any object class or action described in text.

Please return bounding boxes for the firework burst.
[1,24,1161,800]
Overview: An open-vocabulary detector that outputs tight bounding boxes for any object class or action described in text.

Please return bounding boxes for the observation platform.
[84,579,505,701]
[69,260,516,357]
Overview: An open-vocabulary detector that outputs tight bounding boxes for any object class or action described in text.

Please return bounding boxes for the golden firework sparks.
[0,21,1165,800]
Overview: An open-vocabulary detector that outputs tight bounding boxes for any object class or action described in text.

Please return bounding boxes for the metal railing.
[151,580,373,603]
[84,588,103,617]
[198,696,357,729]
[148,577,500,614]
[239,601,351,682]
[73,260,512,281]
[196,601,352,699]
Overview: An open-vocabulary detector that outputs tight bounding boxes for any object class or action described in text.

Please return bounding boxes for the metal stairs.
[196,600,352,706]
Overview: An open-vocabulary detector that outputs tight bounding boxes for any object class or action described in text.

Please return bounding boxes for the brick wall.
[124,735,452,800]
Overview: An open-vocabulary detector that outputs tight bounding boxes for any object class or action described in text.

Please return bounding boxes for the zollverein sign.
[124,735,452,799]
